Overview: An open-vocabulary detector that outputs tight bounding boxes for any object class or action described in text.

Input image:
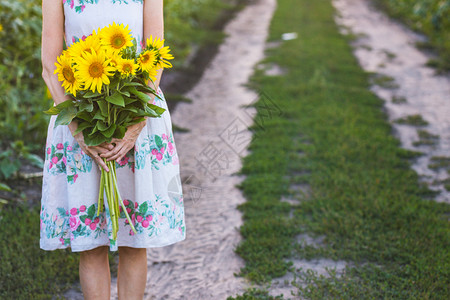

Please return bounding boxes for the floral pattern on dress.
[134,132,179,171]
[46,141,93,184]
[64,0,143,14]
[40,196,185,244]
[40,203,109,246]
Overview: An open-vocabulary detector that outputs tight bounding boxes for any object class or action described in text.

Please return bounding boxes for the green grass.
[232,0,450,298]
[0,204,80,299]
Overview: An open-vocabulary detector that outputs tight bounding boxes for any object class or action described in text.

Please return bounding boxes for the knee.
[80,246,109,262]
[118,246,147,259]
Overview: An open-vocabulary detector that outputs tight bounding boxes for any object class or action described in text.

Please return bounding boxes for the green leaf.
[96,120,109,131]
[147,103,166,115]
[80,215,87,223]
[155,135,163,148]
[97,99,109,117]
[106,92,125,107]
[83,91,102,98]
[102,124,117,138]
[73,122,93,135]
[123,96,138,105]
[129,87,152,103]
[79,100,94,112]
[93,110,105,121]
[114,126,127,140]
[118,90,131,97]
[76,111,94,122]
[84,131,109,146]
[23,153,44,168]
[123,81,142,87]
[87,204,96,217]
[55,106,77,127]
[44,99,74,115]
[0,182,11,192]
[139,202,148,214]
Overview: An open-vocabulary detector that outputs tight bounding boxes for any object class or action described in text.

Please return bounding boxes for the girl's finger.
[95,155,110,172]
[108,146,129,162]
[100,143,123,159]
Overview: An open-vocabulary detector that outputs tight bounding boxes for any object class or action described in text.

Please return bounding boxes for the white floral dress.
[40,0,186,252]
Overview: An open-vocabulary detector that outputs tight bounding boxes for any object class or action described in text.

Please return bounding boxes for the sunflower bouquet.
[44,22,174,240]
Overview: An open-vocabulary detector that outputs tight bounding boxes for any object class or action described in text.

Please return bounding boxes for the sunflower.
[67,32,102,58]
[105,49,122,68]
[145,35,164,50]
[76,48,115,93]
[53,51,82,96]
[116,58,139,77]
[99,22,133,52]
[137,49,157,73]
[156,46,174,69]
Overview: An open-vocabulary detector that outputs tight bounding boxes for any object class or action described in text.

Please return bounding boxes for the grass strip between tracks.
[229,0,450,298]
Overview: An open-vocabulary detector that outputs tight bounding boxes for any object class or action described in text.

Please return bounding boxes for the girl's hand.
[69,121,114,172]
[100,121,147,163]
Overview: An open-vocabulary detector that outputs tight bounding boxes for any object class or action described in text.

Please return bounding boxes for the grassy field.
[229,0,450,298]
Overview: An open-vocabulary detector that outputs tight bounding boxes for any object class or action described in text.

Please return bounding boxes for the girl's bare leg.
[117,246,148,300]
[79,246,111,300]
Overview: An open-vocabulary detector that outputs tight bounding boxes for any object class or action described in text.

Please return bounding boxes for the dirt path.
[333,0,450,203]
[133,0,276,299]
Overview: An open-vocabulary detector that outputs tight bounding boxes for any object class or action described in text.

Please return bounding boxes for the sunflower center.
[88,62,104,78]
[123,63,132,73]
[141,54,149,63]
[62,67,75,83]
[111,34,126,49]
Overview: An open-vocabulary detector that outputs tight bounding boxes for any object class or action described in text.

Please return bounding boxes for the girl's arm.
[41,0,112,171]
[143,0,164,104]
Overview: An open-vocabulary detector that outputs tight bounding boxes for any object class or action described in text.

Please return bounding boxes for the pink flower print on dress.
[146,215,153,222]
[156,152,163,161]
[51,156,59,164]
[151,149,158,155]
[62,157,67,165]
[89,222,96,230]
[118,156,129,166]
[123,199,130,206]
[79,205,86,212]
[67,145,72,151]
[142,220,149,228]
[72,36,76,43]
[69,216,80,231]
[73,174,78,182]
[168,142,174,155]
[70,207,78,215]
[135,202,138,209]
[85,218,91,225]
[49,162,53,169]
[47,148,51,155]
[160,147,165,154]
[56,143,64,150]
[136,215,143,223]
[162,133,168,140]
[80,5,85,12]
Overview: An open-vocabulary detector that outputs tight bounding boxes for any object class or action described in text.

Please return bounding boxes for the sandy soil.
[333,0,450,203]
[130,0,277,299]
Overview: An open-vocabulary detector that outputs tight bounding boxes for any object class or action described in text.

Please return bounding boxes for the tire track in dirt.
[137,0,277,299]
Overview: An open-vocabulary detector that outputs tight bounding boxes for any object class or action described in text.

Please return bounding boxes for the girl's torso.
[63,0,144,46]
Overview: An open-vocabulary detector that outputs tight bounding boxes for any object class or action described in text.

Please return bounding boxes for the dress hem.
[40,233,186,252]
